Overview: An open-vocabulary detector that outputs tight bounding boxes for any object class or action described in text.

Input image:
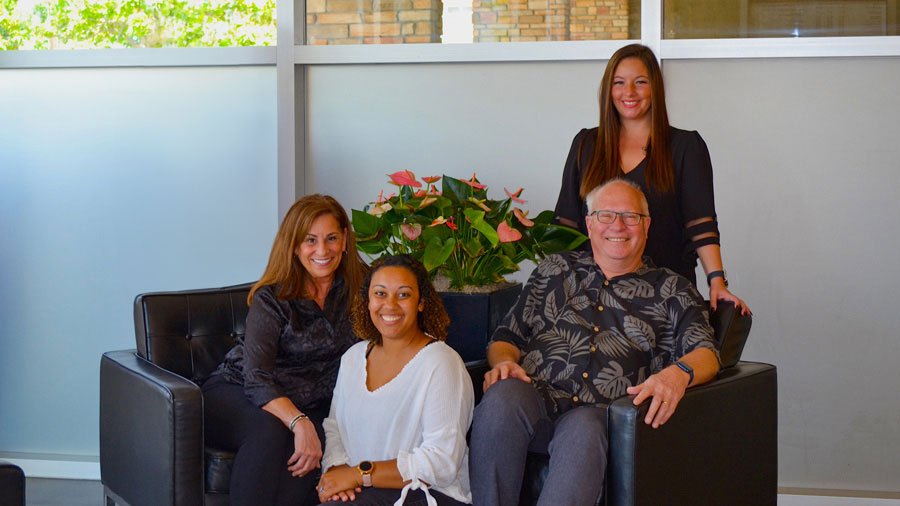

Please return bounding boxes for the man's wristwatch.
[706,270,728,287]
[357,460,375,487]
[675,361,694,386]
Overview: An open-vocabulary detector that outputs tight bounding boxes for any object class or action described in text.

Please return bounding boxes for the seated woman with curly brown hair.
[316,254,474,506]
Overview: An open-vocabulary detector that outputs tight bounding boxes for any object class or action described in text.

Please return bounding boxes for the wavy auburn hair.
[351,255,450,345]
[581,44,673,198]
[248,194,367,305]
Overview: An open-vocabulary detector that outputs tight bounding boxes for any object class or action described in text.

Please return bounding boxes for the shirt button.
[598,306,604,311]
[582,372,589,378]
[590,346,596,352]
[572,396,579,403]
[604,280,609,286]
[593,326,599,332]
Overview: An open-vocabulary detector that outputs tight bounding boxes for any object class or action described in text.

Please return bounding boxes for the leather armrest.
[100,350,204,506]
[0,461,25,506]
[465,359,489,406]
[605,362,777,506]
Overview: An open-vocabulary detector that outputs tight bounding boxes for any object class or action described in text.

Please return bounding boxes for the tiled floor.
[25,478,103,506]
[21,479,900,506]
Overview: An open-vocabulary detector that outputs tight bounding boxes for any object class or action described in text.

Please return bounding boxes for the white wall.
[665,57,900,491]
[305,57,900,492]
[0,66,278,457]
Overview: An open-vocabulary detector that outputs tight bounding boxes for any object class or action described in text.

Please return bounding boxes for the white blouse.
[322,340,474,505]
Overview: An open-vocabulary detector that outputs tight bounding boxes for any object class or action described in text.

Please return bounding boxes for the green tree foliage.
[0,0,276,49]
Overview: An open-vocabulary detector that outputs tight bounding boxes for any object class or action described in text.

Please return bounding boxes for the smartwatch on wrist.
[675,361,694,385]
[707,270,728,287]
[357,460,375,487]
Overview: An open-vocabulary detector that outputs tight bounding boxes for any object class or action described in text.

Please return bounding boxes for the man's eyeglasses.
[588,210,647,226]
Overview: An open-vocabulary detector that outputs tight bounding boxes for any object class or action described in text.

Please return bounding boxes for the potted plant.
[352,171,587,361]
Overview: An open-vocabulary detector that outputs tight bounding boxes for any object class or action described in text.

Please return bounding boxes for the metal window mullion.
[640,0,662,59]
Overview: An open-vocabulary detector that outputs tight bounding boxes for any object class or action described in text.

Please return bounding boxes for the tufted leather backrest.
[133,282,254,384]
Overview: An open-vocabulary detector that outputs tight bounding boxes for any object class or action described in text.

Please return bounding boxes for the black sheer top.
[212,277,358,409]
[554,126,719,285]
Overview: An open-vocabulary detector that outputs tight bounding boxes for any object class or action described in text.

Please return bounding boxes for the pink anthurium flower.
[513,207,534,227]
[368,202,392,215]
[414,189,427,198]
[401,223,422,241]
[388,170,422,188]
[498,221,523,243]
[428,216,448,227]
[419,197,437,209]
[427,185,442,196]
[505,187,526,204]
[462,173,487,190]
[375,190,396,204]
[422,175,441,184]
[469,197,491,212]
[446,216,458,231]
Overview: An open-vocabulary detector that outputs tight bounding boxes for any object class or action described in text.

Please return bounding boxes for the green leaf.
[442,175,472,205]
[423,237,455,272]
[532,224,588,256]
[463,208,499,247]
[462,238,484,258]
[485,198,510,222]
[530,209,557,226]
[356,240,386,255]
[351,208,382,239]
[421,222,450,243]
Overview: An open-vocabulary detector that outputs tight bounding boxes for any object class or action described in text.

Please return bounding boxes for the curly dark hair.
[351,255,450,345]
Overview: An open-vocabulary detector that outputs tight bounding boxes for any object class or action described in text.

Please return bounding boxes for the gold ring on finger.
[663,401,670,406]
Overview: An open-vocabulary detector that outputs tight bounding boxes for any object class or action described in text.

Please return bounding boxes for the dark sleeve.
[242,287,289,407]
[669,277,720,363]
[490,262,548,352]
[554,129,591,235]
[677,130,720,252]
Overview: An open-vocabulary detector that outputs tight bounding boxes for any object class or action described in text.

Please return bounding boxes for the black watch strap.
[706,270,728,287]
[675,361,694,385]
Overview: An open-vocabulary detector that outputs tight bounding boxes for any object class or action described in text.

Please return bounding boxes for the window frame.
[3,0,899,69]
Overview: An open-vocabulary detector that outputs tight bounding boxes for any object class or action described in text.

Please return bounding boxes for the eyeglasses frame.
[588,209,648,226]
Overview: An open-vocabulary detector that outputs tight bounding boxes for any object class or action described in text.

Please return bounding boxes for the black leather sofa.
[0,461,25,506]
[100,283,776,506]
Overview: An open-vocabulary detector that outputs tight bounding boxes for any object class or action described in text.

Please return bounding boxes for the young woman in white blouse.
[316,255,474,506]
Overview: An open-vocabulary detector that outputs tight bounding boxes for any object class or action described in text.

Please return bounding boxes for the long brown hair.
[581,44,673,197]
[248,194,367,305]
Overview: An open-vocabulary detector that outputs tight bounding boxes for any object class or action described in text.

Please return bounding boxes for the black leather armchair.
[101,283,776,506]
[101,283,253,506]
[0,461,25,506]
[512,302,777,506]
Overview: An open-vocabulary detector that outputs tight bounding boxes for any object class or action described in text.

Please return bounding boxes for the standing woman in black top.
[554,43,749,313]
[202,194,368,506]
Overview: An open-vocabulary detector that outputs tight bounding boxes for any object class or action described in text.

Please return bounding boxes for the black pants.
[202,374,329,506]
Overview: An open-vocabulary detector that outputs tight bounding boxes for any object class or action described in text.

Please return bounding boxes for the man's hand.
[483,360,531,392]
[625,365,691,429]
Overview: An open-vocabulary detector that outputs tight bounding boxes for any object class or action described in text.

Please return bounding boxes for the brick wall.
[307,0,443,44]
[473,0,629,42]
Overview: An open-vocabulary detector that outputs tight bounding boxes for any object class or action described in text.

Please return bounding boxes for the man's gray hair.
[585,179,649,215]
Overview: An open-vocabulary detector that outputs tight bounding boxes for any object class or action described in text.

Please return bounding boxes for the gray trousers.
[468,379,607,506]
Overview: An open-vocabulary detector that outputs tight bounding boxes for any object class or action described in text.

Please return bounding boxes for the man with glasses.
[469,179,721,506]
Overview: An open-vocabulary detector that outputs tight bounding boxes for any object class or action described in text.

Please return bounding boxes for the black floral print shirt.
[492,250,718,416]
[214,277,358,409]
